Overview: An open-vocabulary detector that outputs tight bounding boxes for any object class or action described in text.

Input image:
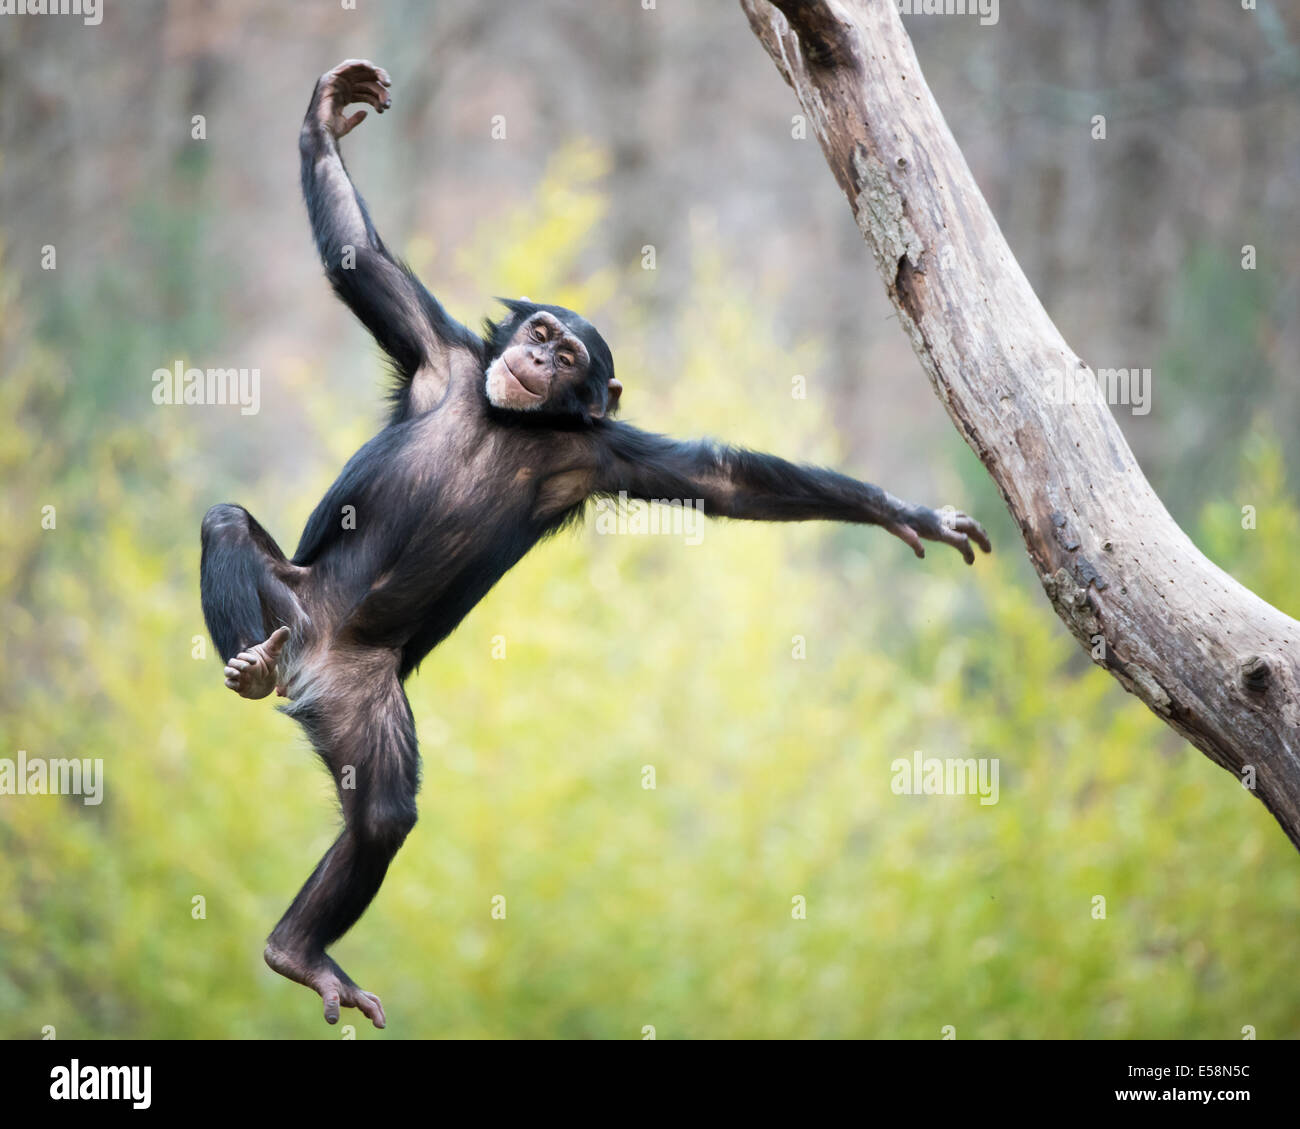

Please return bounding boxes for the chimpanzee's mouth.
[502,358,545,399]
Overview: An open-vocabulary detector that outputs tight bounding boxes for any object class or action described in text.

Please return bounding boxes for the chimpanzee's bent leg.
[200,503,306,698]
[265,650,419,1027]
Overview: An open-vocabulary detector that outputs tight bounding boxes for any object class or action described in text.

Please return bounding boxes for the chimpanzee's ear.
[590,378,622,420]
[588,378,621,420]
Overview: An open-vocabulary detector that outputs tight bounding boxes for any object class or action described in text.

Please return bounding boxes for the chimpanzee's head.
[483,299,622,422]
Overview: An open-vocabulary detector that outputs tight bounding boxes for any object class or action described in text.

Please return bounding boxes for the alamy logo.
[1046,362,1152,416]
[0,0,102,24]
[891,751,1000,805]
[151,361,261,416]
[593,491,705,546]
[49,1060,151,1109]
[897,0,999,27]
[0,750,104,805]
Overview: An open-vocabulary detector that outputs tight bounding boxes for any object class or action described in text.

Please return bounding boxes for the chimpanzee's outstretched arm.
[594,424,991,563]
[300,59,477,417]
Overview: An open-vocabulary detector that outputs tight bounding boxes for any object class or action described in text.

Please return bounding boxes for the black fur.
[197,63,976,1018]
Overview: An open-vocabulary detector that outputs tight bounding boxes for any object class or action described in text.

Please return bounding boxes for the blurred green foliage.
[1,152,1298,1040]
[1159,243,1280,521]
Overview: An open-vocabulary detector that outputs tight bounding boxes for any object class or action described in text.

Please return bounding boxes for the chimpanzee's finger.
[337,109,367,137]
[955,514,991,553]
[352,81,391,111]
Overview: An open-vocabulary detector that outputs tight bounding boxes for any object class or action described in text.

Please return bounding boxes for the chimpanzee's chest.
[404,401,594,531]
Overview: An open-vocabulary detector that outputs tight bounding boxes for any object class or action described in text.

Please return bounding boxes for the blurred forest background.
[1,0,1298,1039]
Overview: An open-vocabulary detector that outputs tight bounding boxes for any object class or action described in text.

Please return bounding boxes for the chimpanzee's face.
[485,311,591,413]
[483,301,621,421]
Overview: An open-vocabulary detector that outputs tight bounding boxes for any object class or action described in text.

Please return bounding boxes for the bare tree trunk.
[740,0,1300,849]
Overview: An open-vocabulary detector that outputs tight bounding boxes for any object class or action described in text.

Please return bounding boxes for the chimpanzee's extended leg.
[265,649,419,1028]
[200,503,305,698]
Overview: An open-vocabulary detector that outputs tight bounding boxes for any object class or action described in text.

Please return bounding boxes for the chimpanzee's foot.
[264,943,387,1029]
[223,625,290,699]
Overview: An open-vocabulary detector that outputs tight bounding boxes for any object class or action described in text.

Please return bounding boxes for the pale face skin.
[485,311,592,412]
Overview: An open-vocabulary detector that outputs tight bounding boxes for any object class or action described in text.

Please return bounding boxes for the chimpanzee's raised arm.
[593,424,991,563]
[300,60,478,419]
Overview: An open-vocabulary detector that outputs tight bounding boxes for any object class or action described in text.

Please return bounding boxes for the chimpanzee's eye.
[557,351,574,368]
[530,324,547,342]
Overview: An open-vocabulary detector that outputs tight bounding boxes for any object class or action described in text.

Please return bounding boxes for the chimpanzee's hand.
[887,504,991,565]
[313,59,392,140]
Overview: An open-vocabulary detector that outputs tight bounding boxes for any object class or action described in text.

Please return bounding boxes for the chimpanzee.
[199,59,990,1028]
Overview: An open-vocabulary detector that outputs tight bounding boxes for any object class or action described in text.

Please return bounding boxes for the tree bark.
[740,0,1300,849]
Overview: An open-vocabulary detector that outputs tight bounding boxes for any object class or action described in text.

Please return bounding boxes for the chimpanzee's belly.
[340,504,544,674]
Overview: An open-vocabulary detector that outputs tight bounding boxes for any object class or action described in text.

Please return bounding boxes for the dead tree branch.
[741,0,1300,848]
